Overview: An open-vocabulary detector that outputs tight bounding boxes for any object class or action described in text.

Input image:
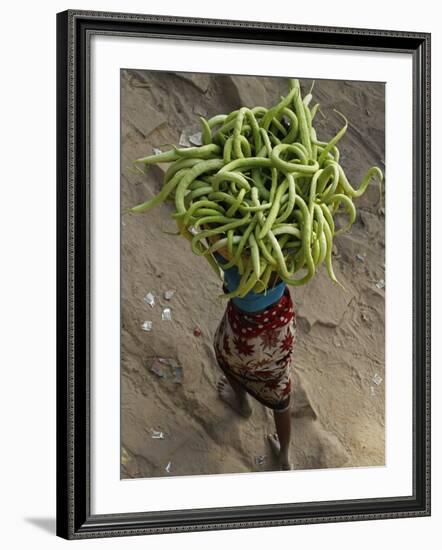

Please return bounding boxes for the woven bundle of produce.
[129,78,383,298]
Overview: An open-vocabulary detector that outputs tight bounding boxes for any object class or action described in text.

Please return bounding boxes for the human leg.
[217,373,252,418]
[268,405,292,470]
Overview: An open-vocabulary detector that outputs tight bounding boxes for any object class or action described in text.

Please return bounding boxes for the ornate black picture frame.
[56,9,431,540]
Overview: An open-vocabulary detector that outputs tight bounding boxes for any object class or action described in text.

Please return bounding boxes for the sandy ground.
[120,70,385,479]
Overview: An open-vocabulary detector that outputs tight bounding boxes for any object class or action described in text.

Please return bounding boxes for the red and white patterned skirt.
[213,287,297,411]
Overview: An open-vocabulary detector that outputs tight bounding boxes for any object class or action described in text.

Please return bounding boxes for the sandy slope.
[120,70,385,479]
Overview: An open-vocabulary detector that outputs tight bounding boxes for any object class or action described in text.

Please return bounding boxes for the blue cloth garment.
[214,252,286,313]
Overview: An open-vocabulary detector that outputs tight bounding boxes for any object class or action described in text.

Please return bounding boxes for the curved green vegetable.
[128,78,384,296]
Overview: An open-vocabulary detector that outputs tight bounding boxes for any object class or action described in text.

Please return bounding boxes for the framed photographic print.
[56,10,431,539]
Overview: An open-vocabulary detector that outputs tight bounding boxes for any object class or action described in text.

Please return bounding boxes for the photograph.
[120,70,386,479]
[55,8,431,539]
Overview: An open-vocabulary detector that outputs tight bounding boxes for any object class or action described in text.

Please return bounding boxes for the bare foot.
[217,376,252,418]
[267,433,293,470]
